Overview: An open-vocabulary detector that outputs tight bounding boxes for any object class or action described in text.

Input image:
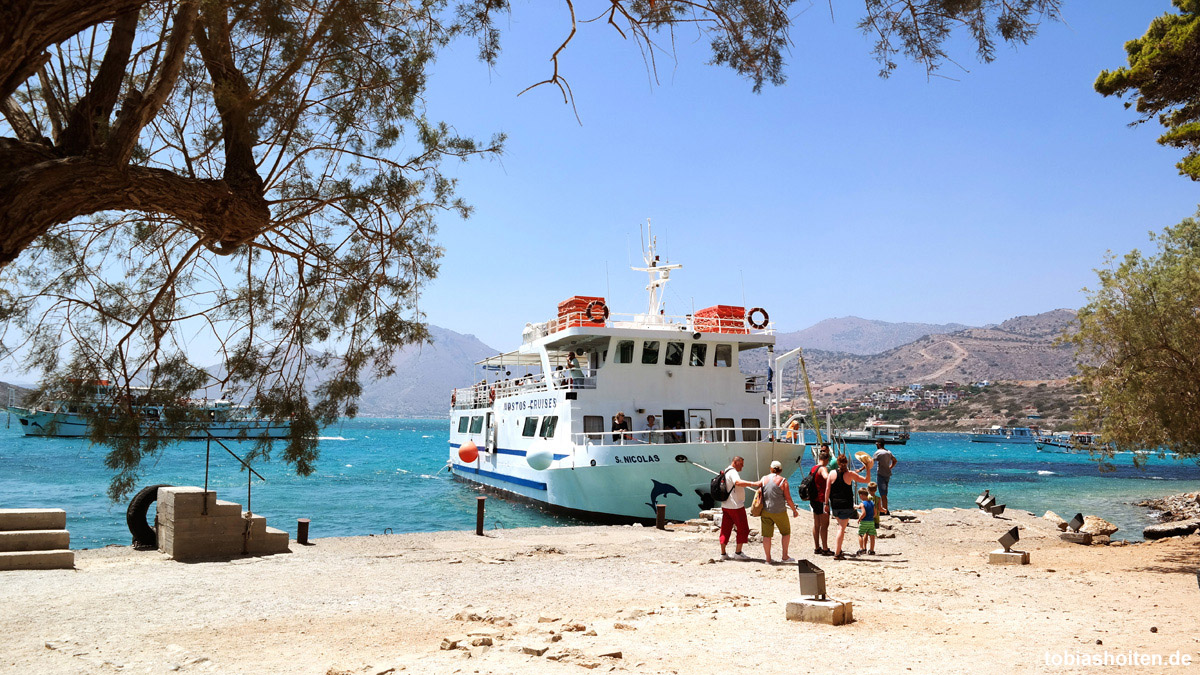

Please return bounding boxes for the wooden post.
[656,503,666,530]
[297,518,310,545]
[476,496,486,536]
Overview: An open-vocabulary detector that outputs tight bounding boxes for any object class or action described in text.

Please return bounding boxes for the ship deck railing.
[523,310,773,343]
[451,370,600,410]
[572,425,784,447]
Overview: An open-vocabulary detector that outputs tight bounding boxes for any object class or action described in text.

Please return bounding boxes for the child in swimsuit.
[856,487,876,555]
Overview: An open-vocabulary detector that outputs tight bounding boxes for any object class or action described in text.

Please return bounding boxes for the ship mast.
[630,222,682,322]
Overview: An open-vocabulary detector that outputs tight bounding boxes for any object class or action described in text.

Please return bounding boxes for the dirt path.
[918,340,969,381]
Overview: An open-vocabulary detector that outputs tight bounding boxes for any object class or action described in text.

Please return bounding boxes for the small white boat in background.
[834,418,910,445]
[969,425,1040,444]
[7,381,288,439]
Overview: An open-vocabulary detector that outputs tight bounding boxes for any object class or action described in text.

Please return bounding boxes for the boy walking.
[856,487,877,555]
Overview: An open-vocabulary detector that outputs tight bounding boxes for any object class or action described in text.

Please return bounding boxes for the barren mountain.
[775,316,972,355]
[799,309,1078,387]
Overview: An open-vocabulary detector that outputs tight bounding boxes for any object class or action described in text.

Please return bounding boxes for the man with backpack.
[713,456,762,560]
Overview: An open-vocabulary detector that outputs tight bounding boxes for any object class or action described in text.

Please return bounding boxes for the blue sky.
[416,1,1198,350]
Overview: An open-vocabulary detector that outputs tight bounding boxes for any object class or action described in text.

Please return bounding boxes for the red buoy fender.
[585,300,610,322]
[459,441,479,463]
[747,307,769,329]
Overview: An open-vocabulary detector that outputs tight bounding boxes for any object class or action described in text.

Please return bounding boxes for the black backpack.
[797,468,816,502]
[709,468,732,502]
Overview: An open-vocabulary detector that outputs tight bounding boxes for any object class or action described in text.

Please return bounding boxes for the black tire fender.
[127,483,173,548]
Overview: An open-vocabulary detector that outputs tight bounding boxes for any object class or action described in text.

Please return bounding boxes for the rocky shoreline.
[1135,491,1200,540]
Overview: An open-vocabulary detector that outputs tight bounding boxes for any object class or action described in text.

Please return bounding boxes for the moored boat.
[446,233,804,523]
[969,425,1040,444]
[834,418,910,445]
[7,381,289,439]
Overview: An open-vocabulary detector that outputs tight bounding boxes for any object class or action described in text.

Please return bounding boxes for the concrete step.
[0,549,74,571]
[0,529,70,552]
[248,526,290,555]
[0,509,66,532]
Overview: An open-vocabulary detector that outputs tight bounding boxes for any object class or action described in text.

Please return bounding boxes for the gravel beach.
[2,507,1198,674]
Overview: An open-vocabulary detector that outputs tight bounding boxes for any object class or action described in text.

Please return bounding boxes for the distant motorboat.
[7,380,289,439]
[969,425,1040,444]
[1036,431,1105,452]
[834,418,910,445]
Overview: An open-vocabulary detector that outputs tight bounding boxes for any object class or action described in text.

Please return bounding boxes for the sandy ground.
[2,508,1199,675]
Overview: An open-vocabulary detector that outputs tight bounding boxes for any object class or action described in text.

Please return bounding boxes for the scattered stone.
[1043,511,1068,531]
[613,623,636,631]
[550,634,563,643]
[538,616,560,623]
[1110,540,1130,547]
[584,629,598,637]
[440,636,466,651]
[521,645,550,657]
[470,637,493,647]
[453,612,482,622]
[596,649,623,659]
[1080,516,1119,537]
[564,623,587,632]
[1143,520,1200,540]
[1151,627,1158,634]
[1091,535,1111,546]
[625,609,647,619]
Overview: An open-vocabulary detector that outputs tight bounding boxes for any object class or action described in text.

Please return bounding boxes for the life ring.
[585,300,610,322]
[488,387,496,403]
[126,483,173,548]
[746,307,769,329]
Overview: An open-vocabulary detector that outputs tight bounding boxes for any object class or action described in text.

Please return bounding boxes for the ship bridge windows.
[664,342,684,366]
[522,417,539,437]
[614,340,635,364]
[458,417,470,433]
[715,344,732,367]
[689,343,707,367]
[641,341,660,364]
[539,415,559,438]
[469,416,484,434]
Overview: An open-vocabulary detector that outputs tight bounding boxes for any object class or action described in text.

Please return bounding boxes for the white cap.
[770,460,782,470]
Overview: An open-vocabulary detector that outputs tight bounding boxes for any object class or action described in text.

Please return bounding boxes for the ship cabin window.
[614,340,635,364]
[522,417,539,437]
[715,417,735,442]
[689,343,707,367]
[664,342,685,366]
[741,418,761,442]
[469,416,484,434]
[715,344,732,367]
[458,417,470,433]
[641,340,660,365]
[583,415,604,443]
[539,415,559,438]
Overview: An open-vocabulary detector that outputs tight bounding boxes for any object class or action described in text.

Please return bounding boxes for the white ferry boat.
[446,237,804,523]
[969,425,1040,444]
[834,418,910,445]
[7,381,289,439]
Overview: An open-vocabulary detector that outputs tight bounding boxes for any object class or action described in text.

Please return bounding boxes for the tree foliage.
[1068,214,1200,464]
[0,0,1061,499]
[1095,0,1200,181]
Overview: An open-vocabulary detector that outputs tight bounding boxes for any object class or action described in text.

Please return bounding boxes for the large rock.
[1080,515,1118,537]
[1042,511,1068,531]
[1143,520,1200,541]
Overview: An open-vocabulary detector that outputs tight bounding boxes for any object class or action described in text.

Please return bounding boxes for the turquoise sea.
[1,417,1197,548]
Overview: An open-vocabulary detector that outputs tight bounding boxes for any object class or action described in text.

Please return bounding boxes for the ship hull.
[7,407,290,439]
[448,439,806,523]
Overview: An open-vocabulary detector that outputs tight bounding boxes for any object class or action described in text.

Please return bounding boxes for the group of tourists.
[717,441,899,562]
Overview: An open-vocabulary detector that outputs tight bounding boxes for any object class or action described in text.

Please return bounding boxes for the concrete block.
[0,549,74,571]
[248,527,290,555]
[0,509,66,531]
[158,487,217,519]
[988,549,1030,565]
[785,598,853,625]
[1059,531,1093,545]
[0,529,70,552]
